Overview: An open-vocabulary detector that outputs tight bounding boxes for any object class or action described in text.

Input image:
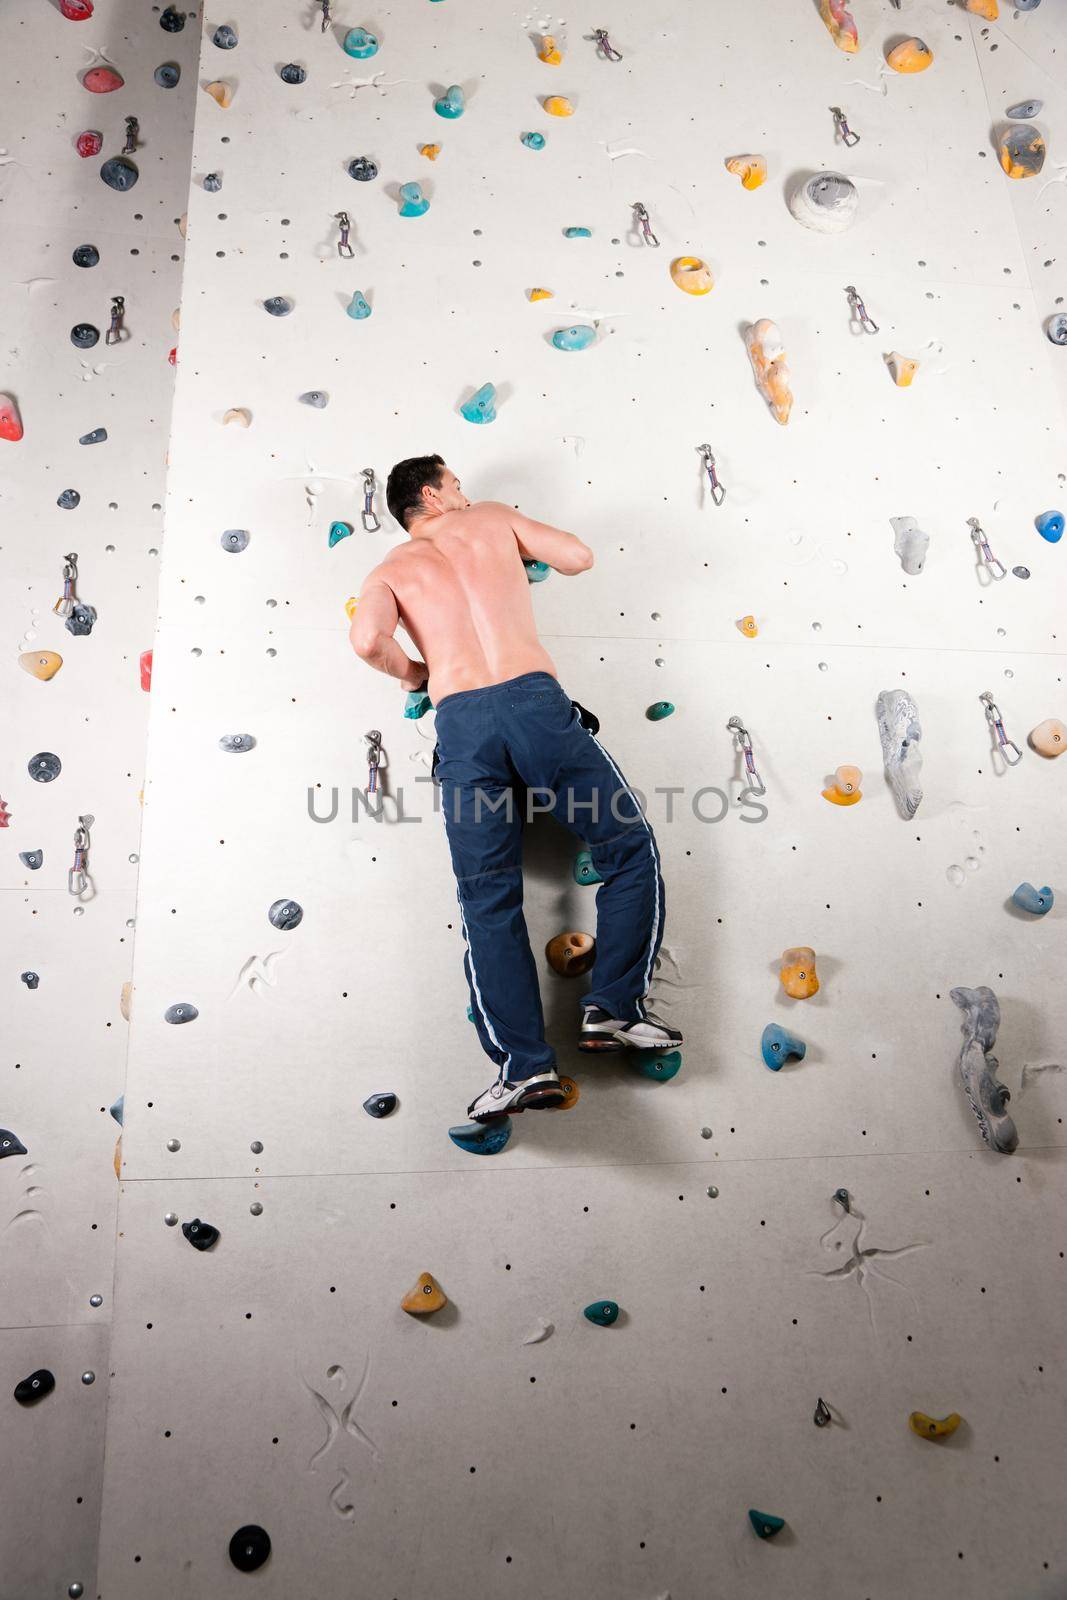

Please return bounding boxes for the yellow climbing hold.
[909,1411,962,1440]
[401,1272,447,1315]
[737,615,759,639]
[885,352,919,387]
[822,765,863,805]
[344,596,359,621]
[222,407,252,426]
[670,256,714,296]
[780,946,819,999]
[18,650,63,681]
[886,37,933,73]
[543,95,574,117]
[538,34,562,64]
[419,143,441,160]
[527,287,554,301]
[725,154,767,190]
[204,80,233,107]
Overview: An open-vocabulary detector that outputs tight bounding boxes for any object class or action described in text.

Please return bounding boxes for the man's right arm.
[494,504,595,575]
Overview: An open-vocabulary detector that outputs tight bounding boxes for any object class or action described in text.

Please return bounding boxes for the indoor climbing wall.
[1,2,198,1596]
[28,0,1067,1595]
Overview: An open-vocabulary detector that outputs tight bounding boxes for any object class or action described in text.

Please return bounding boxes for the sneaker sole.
[614,1032,684,1050]
[469,1085,566,1123]
[578,1036,625,1053]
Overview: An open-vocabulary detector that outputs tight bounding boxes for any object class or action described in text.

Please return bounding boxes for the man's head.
[386,456,470,529]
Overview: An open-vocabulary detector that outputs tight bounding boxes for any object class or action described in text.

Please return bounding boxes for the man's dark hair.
[386,455,445,529]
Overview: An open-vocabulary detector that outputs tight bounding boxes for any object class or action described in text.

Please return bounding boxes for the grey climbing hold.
[28,752,61,782]
[0,1129,28,1158]
[79,428,107,445]
[279,62,306,83]
[212,23,237,47]
[164,1002,199,1024]
[583,1301,620,1326]
[160,6,185,29]
[203,172,223,192]
[19,850,43,870]
[100,156,138,190]
[1012,566,1030,580]
[950,985,1018,1154]
[1046,314,1067,346]
[229,1527,271,1573]
[347,156,378,181]
[182,1217,220,1251]
[71,324,99,348]
[788,171,858,233]
[448,1119,512,1154]
[814,1397,832,1427]
[57,489,81,509]
[268,898,303,930]
[219,733,256,752]
[220,528,249,552]
[1006,99,1042,120]
[66,604,95,637]
[363,1092,398,1118]
[299,390,329,407]
[154,62,181,87]
[1014,0,1041,10]
[891,516,929,575]
[876,688,923,819]
[833,1187,850,1211]
[264,296,293,316]
[109,1095,124,1126]
[20,972,39,990]
[72,244,99,268]
[14,1370,55,1405]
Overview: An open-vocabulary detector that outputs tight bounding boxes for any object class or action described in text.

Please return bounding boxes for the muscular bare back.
[352,498,594,705]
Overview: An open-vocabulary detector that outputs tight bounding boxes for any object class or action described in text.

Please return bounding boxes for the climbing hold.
[1046,314,1067,345]
[552,324,596,351]
[448,1118,513,1154]
[820,0,858,51]
[460,382,497,423]
[780,947,819,1000]
[891,516,929,574]
[524,559,550,582]
[761,1024,806,1069]
[583,1301,619,1326]
[434,84,464,117]
[1012,882,1053,916]
[328,521,353,546]
[635,1050,682,1082]
[100,156,138,191]
[109,1095,124,1126]
[521,131,546,150]
[563,226,591,238]
[263,296,293,316]
[749,1510,785,1539]
[61,0,94,18]
[19,652,63,681]
[219,734,256,752]
[885,350,919,387]
[822,765,863,805]
[182,1218,220,1251]
[998,123,1045,179]
[538,34,562,63]
[83,67,124,93]
[1029,718,1066,757]
[814,1398,832,1427]
[0,395,23,442]
[543,95,574,116]
[1006,100,1042,120]
[154,62,181,87]
[877,689,923,817]
[14,1370,55,1405]
[419,143,441,160]
[788,172,858,233]
[1,1129,28,1159]
[70,323,99,349]
[1034,509,1064,543]
[345,291,372,320]
[79,428,107,445]
[738,615,759,638]
[19,850,43,869]
[950,986,1017,1155]
[401,1272,447,1314]
[909,1411,962,1440]
[163,1003,199,1024]
[965,0,998,14]
[348,156,378,181]
[76,131,103,157]
[546,931,596,976]
[203,172,222,192]
[222,408,251,426]
[212,23,237,47]
[833,1187,850,1211]
[73,244,99,267]
[745,319,793,425]
[573,850,602,886]
[1013,566,1030,580]
[670,256,714,295]
[220,529,249,552]
[268,898,303,931]
[280,62,307,83]
[204,81,233,106]
[398,182,429,217]
[343,27,379,58]
[57,489,81,509]
[228,1527,271,1573]
[887,37,933,73]
[404,688,433,718]
[725,154,767,190]
[299,390,329,407]
[160,6,186,28]
[554,1076,580,1110]
[646,701,675,720]
[139,650,153,690]
[363,1092,398,1118]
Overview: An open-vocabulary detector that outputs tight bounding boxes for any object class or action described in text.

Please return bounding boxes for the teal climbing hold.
[1035,509,1064,544]
[346,290,372,320]
[1012,881,1053,915]
[460,382,497,423]
[748,1510,785,1540]
[760,1023,806,1071]
[583,1301,619,1326]
[404,689,433,719]
[573,849,602,886]
[635,1050,681,1082]
[552,325,596,352]
[646,701,675,721]
[521,131,546,150]
[328,521,353,546]
[342,26,378,57]
[564,226,591,238]
[434,84,464,118]
[524,559,550,582]
[398,182,429,217]
[449,1118,512,1155]
[466,1005,475,1022]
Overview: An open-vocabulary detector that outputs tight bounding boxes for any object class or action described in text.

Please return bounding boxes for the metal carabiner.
[52,552,79,619]
[727,715,766,797]
[360,467,381,532]
[365,729,383,794]
[968,518,1007,580]
[631,201,660,247]
[105,295,125,346]
[697,444,725,506]
[335,211,354,259]
[830,105,860,147]
[589,26,622,60]
[69,813,94,897]
[980,691,1022,765]
[844,284,878,334]
[319,0,331,31]
[122,116,139,155]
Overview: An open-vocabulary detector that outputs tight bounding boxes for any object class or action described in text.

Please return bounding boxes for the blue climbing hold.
[154,62,180,87]
[748,1510,785,1540]
[343,26,378,57]
[79,428,107,445]
[583,1301,620,1326]
[279,62,306,83]
[163,1003,199,1024]
[552,324,597,351]
[460,382,497,423]
[398,182,429,217]
[1012,881,1054,915]
[524,559,550,582]
[329,521,353,546]
[521,131,546,150]
[264,296,292,316]
[760,1023,806,1071]
[573,849,603,886]
[100,156,139,190]
[348,156,378,182]
[212,24,237,47]
[448,1118,513,1155]
[363,1092,398,1118]
[404,689,434,719]
[434,84,465,118]
[346,290,372,320]
[634,1050,682,1082]
[564,226,591,238]
[1035,509,1064,543]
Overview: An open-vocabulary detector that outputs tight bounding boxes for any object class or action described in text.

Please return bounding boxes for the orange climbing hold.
[886,37,933,73]
[670,256,714,295]
[745,319,793,425]
[885,352,919,387]
[419,143,441,160]
[737,615,759,639]
[401,1272,447,1315]
[964,0,997,16]
[18,651,63,682]
[780,947,819,999]
[527,287,554,301]
[820,0,858,53]
[538,34,562,64]
[822,765,863,805]
[543,95,574,117]
[204,80,234,107]
[0,394,23,442]
[546,931,596,976]
[1029,718,1066,757]
[725,154,767,190]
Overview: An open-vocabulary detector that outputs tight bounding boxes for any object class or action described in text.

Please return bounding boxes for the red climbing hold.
[168,346,177,366]
[61,0,94,17]
[139,650,153,692]
[76,130,103,157]
[0,395,23,443]
[83,66,124,93]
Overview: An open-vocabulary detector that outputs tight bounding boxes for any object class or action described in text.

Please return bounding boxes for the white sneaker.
[466,1071,566,1124]
[612,1010,683,1050]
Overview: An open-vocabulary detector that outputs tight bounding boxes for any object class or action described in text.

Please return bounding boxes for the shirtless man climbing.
[349,455,681,1124]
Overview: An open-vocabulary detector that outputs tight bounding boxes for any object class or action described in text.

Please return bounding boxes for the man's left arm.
[348,572,427,691]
